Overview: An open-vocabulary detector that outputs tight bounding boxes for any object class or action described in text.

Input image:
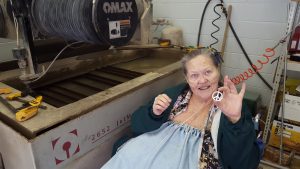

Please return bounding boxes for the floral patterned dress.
[101,89,222,169]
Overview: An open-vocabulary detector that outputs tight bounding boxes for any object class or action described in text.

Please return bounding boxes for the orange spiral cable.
[230,48,276,85]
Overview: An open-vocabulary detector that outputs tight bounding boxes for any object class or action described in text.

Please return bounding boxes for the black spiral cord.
[209,4,222,48]
[197,0,273,90]
[32,0,102,44]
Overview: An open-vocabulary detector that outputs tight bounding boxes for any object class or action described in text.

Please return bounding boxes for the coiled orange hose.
[230,48,276,85]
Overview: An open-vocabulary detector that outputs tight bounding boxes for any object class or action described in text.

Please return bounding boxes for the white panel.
[0,42,16,62]
[245,0,287,3]
[221,67,241,78]
[0,38,16,43]
[235,72,273,89]
[171,19,203,35]
[246,85,272,106]
[153,2,227,20]
[173,20,286,41]
[29,72,185,169]
[225,37,278,56]
[223,51,277,74]
[0,122,37,169]
[223,52,242,68]
[238,54,277,74]
[154,3,202,19]
[65,128,130,169]
[230,2,288,22]
[152,0,287,103]
[153,1,288,21]
[171,19,225,42]
[153,0,242,3]
[182,33,198,46]
[226,21,287,40]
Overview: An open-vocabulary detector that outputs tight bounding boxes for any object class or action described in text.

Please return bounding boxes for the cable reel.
[31,0,139,46]
[93,0,139,46]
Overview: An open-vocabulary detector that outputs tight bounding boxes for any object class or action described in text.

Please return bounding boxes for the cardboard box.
[269,120,300,152]
[286,78,300,95]
[263,145,294,166]
[278,94,300,124]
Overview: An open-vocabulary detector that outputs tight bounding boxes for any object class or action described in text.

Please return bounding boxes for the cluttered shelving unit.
[261,1,300,168]
[287,59,300,76]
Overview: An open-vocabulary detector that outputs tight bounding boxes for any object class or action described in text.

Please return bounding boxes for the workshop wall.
[0,0,288,106]
[0,38,16,62]
[0,0,17,63]
[152,0,288,105]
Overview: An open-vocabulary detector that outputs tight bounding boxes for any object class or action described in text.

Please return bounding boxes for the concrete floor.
[259,164,277,169]
[259,156,300,169]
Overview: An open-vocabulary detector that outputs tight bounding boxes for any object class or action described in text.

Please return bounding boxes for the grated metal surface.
[34,66,144,107]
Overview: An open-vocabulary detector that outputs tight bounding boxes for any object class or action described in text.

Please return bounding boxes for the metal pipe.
[280,1,299,164]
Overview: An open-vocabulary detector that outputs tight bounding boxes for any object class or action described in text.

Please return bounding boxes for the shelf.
[287,59,300,72]
[287,59,300,78]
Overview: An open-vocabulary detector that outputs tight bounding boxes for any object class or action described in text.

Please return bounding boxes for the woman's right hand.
[152,94,172,116]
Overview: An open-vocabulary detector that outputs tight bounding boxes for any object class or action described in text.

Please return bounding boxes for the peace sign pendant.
[212,91,223,102]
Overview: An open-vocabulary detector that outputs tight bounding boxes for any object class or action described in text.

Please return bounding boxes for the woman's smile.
[198,85,211,90]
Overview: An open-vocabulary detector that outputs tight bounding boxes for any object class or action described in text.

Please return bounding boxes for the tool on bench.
[0,88,12,94]
[0,88,44,122]
[0,95,42,122]
[6,91,25,100]
[6,92,47,109]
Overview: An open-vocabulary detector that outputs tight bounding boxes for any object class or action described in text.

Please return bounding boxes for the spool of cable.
[0,4,5,37]
[93,0,138,46]
[31,0,138,46]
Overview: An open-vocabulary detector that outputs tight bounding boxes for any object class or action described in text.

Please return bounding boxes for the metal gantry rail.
[262,1,300,165]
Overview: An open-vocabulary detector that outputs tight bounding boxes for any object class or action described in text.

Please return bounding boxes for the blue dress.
[101,121,202,169]
[101,89,221,169]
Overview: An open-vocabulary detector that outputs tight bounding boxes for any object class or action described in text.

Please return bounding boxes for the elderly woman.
[101,48,260,169]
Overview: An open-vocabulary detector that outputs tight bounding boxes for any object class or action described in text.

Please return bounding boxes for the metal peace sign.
[212,91,223,102]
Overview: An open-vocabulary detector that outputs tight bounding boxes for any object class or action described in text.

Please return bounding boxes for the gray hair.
[181,48,222,75]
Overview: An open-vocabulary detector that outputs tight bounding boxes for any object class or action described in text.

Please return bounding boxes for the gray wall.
[152,0,288,105]
[0,38,16,62]
[0,0,289,105]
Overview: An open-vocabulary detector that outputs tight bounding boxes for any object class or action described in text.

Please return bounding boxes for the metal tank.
[0,0,187,168]
[0,47,185,169]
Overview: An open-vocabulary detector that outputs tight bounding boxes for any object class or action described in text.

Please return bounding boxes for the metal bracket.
[9,0,39,81]
[262,46,287,143]
[263,0,299,144]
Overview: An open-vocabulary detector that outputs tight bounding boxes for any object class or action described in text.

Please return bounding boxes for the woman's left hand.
[214,75,246,123]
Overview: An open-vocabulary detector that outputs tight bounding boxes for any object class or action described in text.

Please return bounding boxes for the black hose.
[229,21,273,90]
[196,0,273,90]
[221,3,273,90]
[205,1,272,90]
[197,0,212,47]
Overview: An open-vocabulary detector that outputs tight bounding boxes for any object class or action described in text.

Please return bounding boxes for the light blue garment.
[101,121,202,169]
